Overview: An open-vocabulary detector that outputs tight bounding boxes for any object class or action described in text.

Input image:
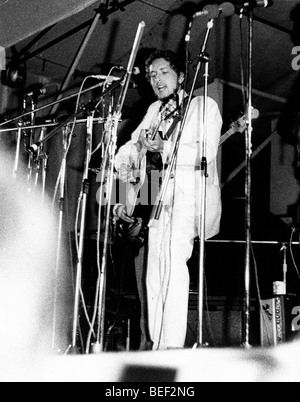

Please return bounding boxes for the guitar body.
[117,153,154,248]
[125,110,254,220]
[126,152,147,217]
[116,216,147,247]
[117,150,150,248]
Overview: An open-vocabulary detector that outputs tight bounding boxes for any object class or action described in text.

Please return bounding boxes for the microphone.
[90,74,122,81]
[28,142,41,153]
[91,67,140,87]
[243,0,274,8]
[25,83,48,98]
[192,2,235,19]
[186,3,234,42]
[91,66,140,79]
[251,108,260,120]
[114,66,141,75]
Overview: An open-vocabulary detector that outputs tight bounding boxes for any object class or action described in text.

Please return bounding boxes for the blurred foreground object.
[0,147,67,381]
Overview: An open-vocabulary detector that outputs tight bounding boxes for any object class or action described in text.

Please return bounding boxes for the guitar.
[125,101,179,217]
[219,108,259,147]
[118,108,259,244]
[116,102,179,245]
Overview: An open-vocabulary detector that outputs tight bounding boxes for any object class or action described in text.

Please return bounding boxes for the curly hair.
[145,49,185,82]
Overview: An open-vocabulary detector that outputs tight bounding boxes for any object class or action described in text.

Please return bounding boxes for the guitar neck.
[219,127,235,147]
[138,120,163,159]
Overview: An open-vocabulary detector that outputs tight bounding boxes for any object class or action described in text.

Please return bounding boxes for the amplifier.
[186,294,259,347]
[260,296,286,347]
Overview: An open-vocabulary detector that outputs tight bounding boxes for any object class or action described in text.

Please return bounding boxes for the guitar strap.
[164,95,190,140]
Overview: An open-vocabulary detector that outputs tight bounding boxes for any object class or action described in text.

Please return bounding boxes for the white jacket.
[115,94,223,239]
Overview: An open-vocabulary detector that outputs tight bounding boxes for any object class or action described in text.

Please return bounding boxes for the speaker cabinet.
[186,294,259,347]
[260,294,300,346]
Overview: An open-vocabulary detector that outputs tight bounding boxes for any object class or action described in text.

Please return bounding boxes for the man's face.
[148,58,184,101]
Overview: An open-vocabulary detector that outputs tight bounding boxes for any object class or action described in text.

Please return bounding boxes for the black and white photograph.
[0,0,300,384]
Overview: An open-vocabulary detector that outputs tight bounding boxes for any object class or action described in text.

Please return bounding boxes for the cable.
[289,226,300,280]
[85,146,109,353]
[51,77,88,210]
[91,66,118,156]
[85,66,121,352]
[137,0,169,13]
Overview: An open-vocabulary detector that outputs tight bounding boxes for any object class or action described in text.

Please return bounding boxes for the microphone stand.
[23,81,123,354]
[12,121,24,180]
[33,126,47,192]
[1,79,125,353]
[61,81,125,354]
[196,55,210,348]
[52,124,72,352]
[41,146,49,203]
[91,21,146,354]
[26,97,36,187]
[149,19,215,347]
[1,81,109,182]
[66,109,96,355]
[243,6,254,349]
[52,82,124,354]
[0,81,108,128]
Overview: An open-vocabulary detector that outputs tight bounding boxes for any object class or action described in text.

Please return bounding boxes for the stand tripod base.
[192,342,210,349]
[65,345,81,355]
[241,342,252,350]
[91,342,103,354]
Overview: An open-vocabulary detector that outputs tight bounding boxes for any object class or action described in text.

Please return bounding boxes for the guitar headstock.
[160,100,177,121]
[229,108,259,133]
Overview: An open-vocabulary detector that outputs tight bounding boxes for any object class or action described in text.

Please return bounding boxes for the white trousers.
[146,201,197,350]
[146,169,221,350]
[134,244,150,349]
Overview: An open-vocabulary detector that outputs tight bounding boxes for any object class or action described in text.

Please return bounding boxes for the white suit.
[115,92,222,349]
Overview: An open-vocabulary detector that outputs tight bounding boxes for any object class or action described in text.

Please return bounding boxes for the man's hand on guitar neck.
[139,129,164,153]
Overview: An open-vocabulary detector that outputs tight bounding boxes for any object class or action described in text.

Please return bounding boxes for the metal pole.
[12,125,23,179]
[52,126,71,352]
[66,113,95,354]
[92,21,146,353]
[50,5,103,116]
[244,8,254,349]
[197,53,210,347]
